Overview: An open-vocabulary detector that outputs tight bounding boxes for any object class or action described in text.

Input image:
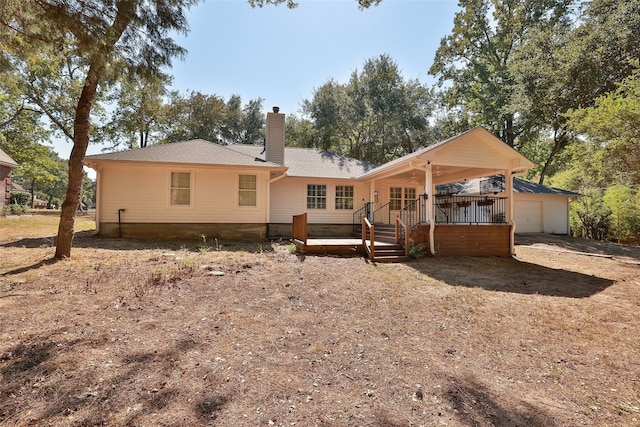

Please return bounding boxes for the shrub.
[10,191,30,206]
[1,203,27,216]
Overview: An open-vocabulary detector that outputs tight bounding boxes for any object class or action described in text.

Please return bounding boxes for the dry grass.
[1,217,639,426]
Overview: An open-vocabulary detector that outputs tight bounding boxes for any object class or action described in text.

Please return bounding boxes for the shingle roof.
[0,148,18,168]
[440,176,580,196]
[513,179,580,195]
[228,145,377,179]
[85,139,284,168]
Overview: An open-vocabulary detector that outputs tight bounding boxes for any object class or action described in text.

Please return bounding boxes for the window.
[307,184,326,209]
[404,187,416,211]
[170,172,191,205]
[239,174,257,207]
[390,187,417,211]
[335,185,354,210]
[390,187,402,210]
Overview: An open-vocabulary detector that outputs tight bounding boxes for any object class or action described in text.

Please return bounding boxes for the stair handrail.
[398,195,428,228]
[371,202,391,224]
[362,216,375,260]
[352,202,371,233]
[396,216,410,258]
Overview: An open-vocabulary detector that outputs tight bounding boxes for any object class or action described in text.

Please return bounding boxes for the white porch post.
[369,180,376,222]
[506,169,516,255]
[425,164,436,255]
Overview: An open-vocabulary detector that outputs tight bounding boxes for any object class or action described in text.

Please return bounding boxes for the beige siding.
[431,140,514,169]
[540,195,570,234]
[514,193,571,234]
[270,177,369,224]
[98,163,269,223]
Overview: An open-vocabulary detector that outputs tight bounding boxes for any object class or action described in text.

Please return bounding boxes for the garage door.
[514,200,542,233]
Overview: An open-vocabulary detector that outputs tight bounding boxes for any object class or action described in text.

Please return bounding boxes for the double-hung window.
[335,185,354,210]
[239,174,257,207]
[307,184,326,209]
[170,172,191,206]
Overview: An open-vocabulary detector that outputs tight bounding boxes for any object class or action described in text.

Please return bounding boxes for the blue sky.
[54,0,460,160]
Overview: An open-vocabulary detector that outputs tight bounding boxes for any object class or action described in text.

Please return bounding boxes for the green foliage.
[159,91,265,145]
[9,191,30,206]
[1,203,27,216]
[408,239,427,259]
[302,54,436,164]
[567,64,640,185]
[603,185,640,243]
[430,0,573,148]
[571,190,612,241]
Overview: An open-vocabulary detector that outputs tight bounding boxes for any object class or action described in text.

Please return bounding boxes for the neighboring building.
[86,110,541,256]
[0,148,18,207]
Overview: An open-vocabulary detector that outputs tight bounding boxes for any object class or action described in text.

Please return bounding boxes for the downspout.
[92,165,101,235]
[267,171,287,238]
[412,161,436,256]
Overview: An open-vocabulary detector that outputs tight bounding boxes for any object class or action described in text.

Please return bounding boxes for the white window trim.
[169,170,195,208]
[307,183,328,210]
[237,173,259,208]
[335,184,355,211]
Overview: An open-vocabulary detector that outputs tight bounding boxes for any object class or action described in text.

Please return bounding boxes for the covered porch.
[354,127,535,257]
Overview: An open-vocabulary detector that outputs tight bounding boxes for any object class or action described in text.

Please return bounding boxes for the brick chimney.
[265,107,285,165]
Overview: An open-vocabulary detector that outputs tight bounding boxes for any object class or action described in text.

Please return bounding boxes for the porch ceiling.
[392,165,505,186]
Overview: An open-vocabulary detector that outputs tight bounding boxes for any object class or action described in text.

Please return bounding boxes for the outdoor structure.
[86,110,549,259]
[0,148,18,207]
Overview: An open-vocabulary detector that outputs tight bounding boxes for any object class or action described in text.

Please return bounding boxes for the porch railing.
[434,195,507,225]
[352,202,371,233]
[362,216,375,260]
[398,194,428,228]
[395,216,410,258]
[372,202,391,225]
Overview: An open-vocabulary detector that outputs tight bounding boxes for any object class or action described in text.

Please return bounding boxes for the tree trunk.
[538,129,566,185]
[55,67,100,259]
[505,115,515,148]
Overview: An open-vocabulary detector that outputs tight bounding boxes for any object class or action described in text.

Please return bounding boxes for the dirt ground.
[0,221,639,426]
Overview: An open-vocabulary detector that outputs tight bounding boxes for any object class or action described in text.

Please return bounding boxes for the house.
[85,109,538,257]
[0,148,18,207]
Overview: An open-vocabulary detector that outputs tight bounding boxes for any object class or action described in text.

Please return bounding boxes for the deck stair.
[370,243,409,262]
[354,223,410,262]
[354,223,396,243]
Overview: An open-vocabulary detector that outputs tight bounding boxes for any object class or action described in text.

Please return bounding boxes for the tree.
[104,73,172,150]
[220,95,265,145]
[303,54,435,164]
[0,0,200,258]
[429,0,574,148]
[567,64,640,185]
[161,90,228,143]
[509,0,640,183]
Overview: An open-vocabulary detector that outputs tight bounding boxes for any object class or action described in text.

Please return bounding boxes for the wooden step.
[373,255,410,263]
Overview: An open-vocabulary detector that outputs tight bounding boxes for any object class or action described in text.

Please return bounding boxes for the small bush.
[1,203,27,216]
[409,239,427,259]
[10,191,30,206]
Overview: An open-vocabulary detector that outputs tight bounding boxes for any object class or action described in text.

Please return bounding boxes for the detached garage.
[512,179,579,235]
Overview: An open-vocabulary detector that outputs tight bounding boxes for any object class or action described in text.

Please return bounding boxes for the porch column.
[424,164,436,255]
[505,169,515,255]
[369,180,377,222]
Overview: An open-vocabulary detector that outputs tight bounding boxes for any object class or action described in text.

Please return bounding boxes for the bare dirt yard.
[1,215,639,426]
